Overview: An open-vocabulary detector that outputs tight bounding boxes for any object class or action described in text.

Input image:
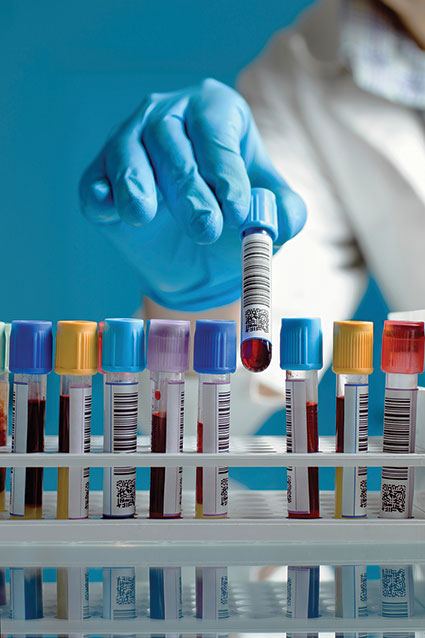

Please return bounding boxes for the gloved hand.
[79,78,306,310]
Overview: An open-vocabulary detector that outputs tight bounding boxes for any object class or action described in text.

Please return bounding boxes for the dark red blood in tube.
[241,339,271,372]
[25,398,45,509]
[288,401,319,519]
[149,412,167,518]
[336,396,345,453]
[196,421,203,507]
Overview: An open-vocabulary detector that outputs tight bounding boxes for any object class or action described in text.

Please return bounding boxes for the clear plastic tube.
[103,567,136,620]
[380,373,417,519]
[57,566,89,620]
[381,564,414,633]
[240,229,273,372]
[285,369,319,519]
[9,567,43,619]
[0,370,9,512]
[10,373,46,520]
[103,371,139,518]
[335,564,368,636]
[149,566,183,622]
[57,374,92,520]
[196,372,230,519]
[196,565,229,625]
[335,374,369,519]
[149,370,184,519]
[286,565,319,637]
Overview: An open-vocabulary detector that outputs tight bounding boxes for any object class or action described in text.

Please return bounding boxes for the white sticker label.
[287,566,319,620]
[103,381,138,517]
[10,382,29,517]
[341,384,368,518]
[196,566,229,620]
[335,565,367,619]
[381,565,413,618]
[380,388,416,519]
[68,386,91,519]
[163,382,184,517]
[200,383,230,517]
[241,232,272,343]
[103,567,136,620]
[286,380,310,515]
[57,567,89,620]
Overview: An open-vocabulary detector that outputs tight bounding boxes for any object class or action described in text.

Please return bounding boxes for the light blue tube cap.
[240,188,278,241]
[0,323,5,373]
[280,318,323,371]
[102,318,145,372]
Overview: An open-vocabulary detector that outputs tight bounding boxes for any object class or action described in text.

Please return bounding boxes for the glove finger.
[79,152,119,224]
[247,122,307,246]
[104,119,158,227]
[143,112,223,245]
[185,80,251,229]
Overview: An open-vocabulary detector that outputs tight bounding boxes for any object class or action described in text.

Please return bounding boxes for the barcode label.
[57,567,89,620]
[10,567,43,620]
[241,232,272,342]
[199,383,230,517]
[163,382,184,517]
[381,565,413,619]
[286,380,310,515]
[149,567,183,620]
[103,382,138,517]
[103,567,136,620]
[68,386,91,519]
[287,566,319,620]
[380,388,416,519]
[10,382,28,517]
[196,567,229,620]
[335,565,367,619]
[339,384,368,518]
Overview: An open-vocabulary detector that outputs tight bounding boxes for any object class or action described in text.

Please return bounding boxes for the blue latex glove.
[79,79,306,310]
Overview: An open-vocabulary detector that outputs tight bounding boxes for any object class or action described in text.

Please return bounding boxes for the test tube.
[286,565,319,638]
[380,321,424,519]
[381,564,414,636]
[102,318,145,518]
[196,566,229,623]
[280,318,323,519]
[9,567,43,620]
[240,188,278,373]
[149,566,182,622]
[335,564,368,638]
[0,322,9,512]
[57,566,89,620]
[55,320,97,520]
[194,320,236,519]
[9,320,53,519]
[103,566,136,620]
[333,321,373,519]
[147,320,190,519]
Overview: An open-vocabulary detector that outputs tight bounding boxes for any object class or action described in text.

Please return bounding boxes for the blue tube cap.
[239,188,278,241]
[102,318,145,373]
[9,320,53,374]
[194,320,237,374]
[280,318,323,371]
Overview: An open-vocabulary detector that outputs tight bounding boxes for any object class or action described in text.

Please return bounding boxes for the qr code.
[116,478,136,509]
[382,568,406,598]
[116,575,135,606]
[221,476,228,507]
[287,473,292,504]
[381,483,406,513]
[84,478,89,513]
[360,571,367,603]
[245,308,269,334]
[360,479,367,509]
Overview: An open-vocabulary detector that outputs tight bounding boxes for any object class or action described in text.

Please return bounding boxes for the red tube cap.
[381,320,425,374]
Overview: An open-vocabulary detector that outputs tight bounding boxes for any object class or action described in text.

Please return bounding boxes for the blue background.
[0,0,393,492]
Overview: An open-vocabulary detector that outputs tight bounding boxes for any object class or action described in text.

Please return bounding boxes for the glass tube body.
[380,372,417,519]
[57,374,92,520]
[103,566,136,620]
[286,565,319,638]
[335,564,368,638]
[149,370,184,519]
[381,563,414,634]
[57,566,89,620]
[196,372,230,519]
[285,369,319,519]
[9,567,43,619]
[0,370,9,512]
[335,374,369,519]
[196,565,229,624]
[103,371,139,518]
[240,228,273,372]
[10,373,46,519]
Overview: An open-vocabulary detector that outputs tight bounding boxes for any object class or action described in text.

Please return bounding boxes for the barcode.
[179,388,184,453]
[218,390,230,452]
[11,390,16,453]
[112,391,138,453]
[84,393,91,453]
[357,392,368,452]
[383,396,413,453]
[286,387,292,453]
[242,234,272,309]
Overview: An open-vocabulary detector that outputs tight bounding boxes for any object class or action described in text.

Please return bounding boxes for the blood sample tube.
[147,320,190,519]
[57,566,89,621]
[335,564,368,638]
[194,320,236,519]
[286,565,319,638]
[9,320,53,520]
[102,318,145,518]
[9,567,43,620]
[103,566,136,620]
[196,565,229,624]
[0,322,9,512]
[240,188,278,373]
[149,566,183,622]
[379,321,424,519]
[381,564,414,633]
[55,320,97,520]
[280,318,323,519]
[333,321,373,519]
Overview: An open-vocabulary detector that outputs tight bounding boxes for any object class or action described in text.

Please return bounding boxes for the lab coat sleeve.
[236,32,368,395]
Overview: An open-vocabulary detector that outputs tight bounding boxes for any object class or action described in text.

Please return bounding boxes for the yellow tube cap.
[332,321,373,375]
[55,321,98,375]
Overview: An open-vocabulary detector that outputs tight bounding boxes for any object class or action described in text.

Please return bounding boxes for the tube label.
[381,565,414,620]
[241,232,272,343]
[10,382,29,517]
[103,567,136,619]
[380,388,417,519]
[335,565,368,620]
[287,566,319,620]
[103,381,138,517]
[10,567,43,620]
[67,386,91,519]
[286,379,310,515]
[196,566,229,620]
[149,567,183,620]
[198,382,230,517]
[57,567,89,620]
[163,381,184,517]
[337,384,368,518]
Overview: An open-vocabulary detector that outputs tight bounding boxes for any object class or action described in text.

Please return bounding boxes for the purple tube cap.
[147,319,190,373]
